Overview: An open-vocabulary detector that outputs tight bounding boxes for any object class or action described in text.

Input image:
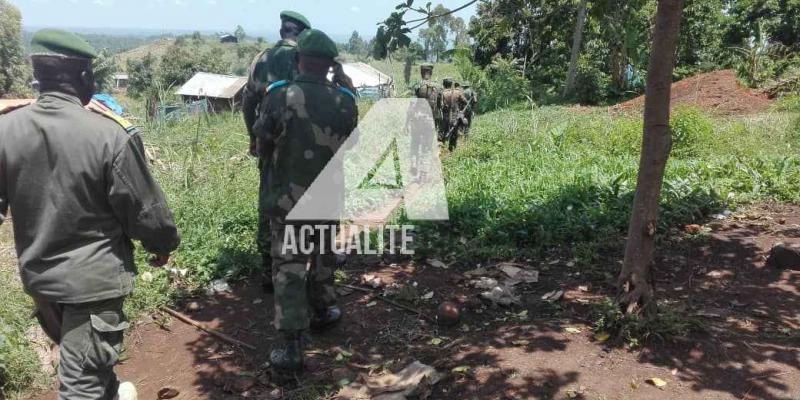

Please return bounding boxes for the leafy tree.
[449,15,470,47]
[234,25,247,42]
[347,31,367,56]
[158,42,228,88]
[126,53,156,98]
[92,49,118,93]
[723,0,800,48]
[0,0,26,97]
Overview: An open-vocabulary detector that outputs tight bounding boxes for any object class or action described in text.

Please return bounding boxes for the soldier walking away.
[242,10,311,292]
[413,64,443,138]
[0,29,180,400]
[462,82,478,137]
[441,77,468,151]
[253,29,358,375]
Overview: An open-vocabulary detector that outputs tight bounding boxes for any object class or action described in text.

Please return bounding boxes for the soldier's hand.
[249,138,258,157]
[149,254,170,268]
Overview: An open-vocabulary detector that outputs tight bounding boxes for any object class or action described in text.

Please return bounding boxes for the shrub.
[669,107,714,157]
[572,55,611,105]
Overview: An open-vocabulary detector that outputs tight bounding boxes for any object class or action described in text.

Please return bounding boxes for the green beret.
[297,29,338,59]
[280,10,311,30]
[30,29,97,59]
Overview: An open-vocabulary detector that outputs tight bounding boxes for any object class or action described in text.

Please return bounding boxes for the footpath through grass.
[1,100,799,397]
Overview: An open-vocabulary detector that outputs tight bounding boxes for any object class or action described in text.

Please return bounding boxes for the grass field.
[1,91,799,397]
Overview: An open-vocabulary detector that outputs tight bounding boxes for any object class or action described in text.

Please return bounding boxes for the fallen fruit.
[437,301,461,326]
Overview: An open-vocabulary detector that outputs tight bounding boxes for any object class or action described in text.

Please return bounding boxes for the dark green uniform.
[0,29,179,400]
[463,86,478,136]
[0,93,179,399]
[254,73,358,331]
[441,83,468,150]
[242,12,310,284]
[243,39,301,272]
[414,79,443,136]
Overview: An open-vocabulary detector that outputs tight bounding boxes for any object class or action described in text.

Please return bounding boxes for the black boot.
[270,331,304,373]
[310,306,342,331]
[261,254,273,292]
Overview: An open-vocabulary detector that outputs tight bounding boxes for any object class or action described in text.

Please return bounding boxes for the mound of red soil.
[611,69,772,115]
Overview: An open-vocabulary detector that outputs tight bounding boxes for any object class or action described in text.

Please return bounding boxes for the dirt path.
[28,204,800,400]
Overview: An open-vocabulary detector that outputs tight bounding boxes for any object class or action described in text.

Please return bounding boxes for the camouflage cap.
[30,29,97,59]
[420,64,434,72]
[442,77,454,85]
[280,10,311,30]
[297,29,338,59]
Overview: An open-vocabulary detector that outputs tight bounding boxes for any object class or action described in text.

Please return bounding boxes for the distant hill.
[115,38,177,71]
[22,30,170,54]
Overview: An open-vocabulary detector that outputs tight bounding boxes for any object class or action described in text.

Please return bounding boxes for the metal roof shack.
[175,72,248,112]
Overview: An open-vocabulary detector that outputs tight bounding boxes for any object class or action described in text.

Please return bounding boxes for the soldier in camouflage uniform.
[253,29,358,373]
[242,11,310,291]
[441,78,468,150]
[461,82,478,137]
[413,64,443,138]
[0,30,180,400]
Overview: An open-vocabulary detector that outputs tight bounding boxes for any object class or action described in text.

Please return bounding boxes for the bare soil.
[27,203,800,400]
[611,70,774,115]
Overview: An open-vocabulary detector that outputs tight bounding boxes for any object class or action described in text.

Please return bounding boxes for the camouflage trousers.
[270,220,338,331]
[33,297,128,400]
[257,159,271,271]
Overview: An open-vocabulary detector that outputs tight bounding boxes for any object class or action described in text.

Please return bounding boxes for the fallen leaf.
[422,291,434,300]
[594,332,611,342]
[366,301,378,307]
[427,259,448,269]
[157,387,180,399]
[429,338,443,346]
[463,267,488,277]
[565,327,582,334]
[451,365,470,374]
[646,377,667,389]
[541,290,564,302]
[512,340,529,346]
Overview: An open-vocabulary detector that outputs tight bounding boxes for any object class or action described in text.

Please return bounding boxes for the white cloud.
[207,0,217,4]
[92,0,105,5]
[350,5,360,12]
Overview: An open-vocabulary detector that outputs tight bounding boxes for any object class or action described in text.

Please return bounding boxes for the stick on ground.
[160,306,257,351]
[335,283,436,323]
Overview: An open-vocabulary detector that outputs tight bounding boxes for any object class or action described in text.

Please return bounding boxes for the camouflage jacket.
[0,92,180,302]
[414,79,442,118]
[253,74,358,219]
[242,39,299,139]
[442,88,468,124]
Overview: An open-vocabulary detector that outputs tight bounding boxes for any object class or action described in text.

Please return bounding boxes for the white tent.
[330,62,394,99]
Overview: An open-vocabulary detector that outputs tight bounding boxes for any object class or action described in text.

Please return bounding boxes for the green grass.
[0,225,48,398]
[413,106,800,262]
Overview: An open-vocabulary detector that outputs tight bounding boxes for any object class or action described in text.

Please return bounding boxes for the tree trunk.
[563,0,589,98]
[617,0,684,316]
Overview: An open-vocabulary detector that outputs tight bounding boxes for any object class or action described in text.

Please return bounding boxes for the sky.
[10,0,479,40]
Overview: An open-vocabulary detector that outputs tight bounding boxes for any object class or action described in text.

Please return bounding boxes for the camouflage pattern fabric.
[269,221,338,331]
[463,87,478,135]
[254,73,357,331]
[414,80,443,133]
[241,39,300,267]
[441,88,469,149]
